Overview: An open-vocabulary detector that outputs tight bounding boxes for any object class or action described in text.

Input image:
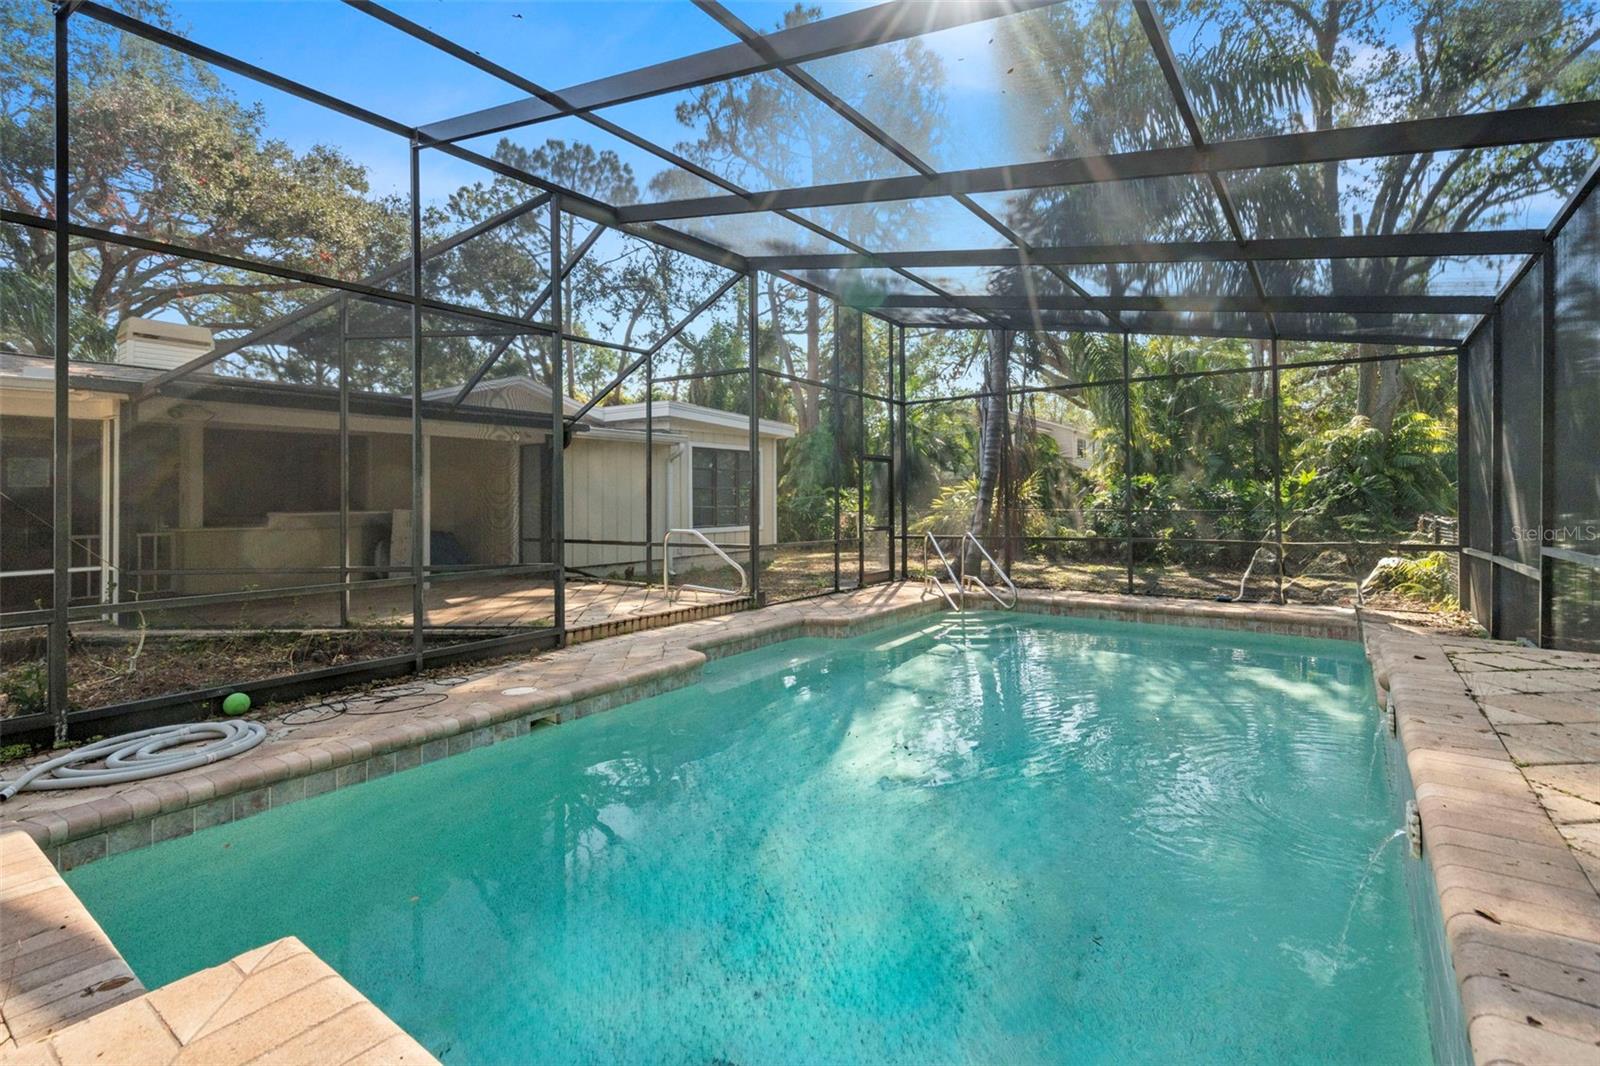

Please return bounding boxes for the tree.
[654,3,943,435]
[967,330,1010,570]
[1177,0,1599,429]
[1,1,404,362]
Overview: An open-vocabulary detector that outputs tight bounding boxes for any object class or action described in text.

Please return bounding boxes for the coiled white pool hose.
[0,721,267,801]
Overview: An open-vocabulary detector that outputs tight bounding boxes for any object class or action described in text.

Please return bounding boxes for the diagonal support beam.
[562,271,745,426]
[616,101,1600,222]
[450,220,608,406]
[135,192,552,397]
[416,0,1056,144]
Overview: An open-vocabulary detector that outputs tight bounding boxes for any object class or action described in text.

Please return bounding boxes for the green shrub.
[0,661,50,717]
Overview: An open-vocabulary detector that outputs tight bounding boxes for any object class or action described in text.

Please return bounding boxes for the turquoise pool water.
[69,614,1432,1064]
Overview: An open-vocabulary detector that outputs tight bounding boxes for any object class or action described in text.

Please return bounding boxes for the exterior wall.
[1034,419,1095,470]
[562,435,662,572]
[562,427,780,577]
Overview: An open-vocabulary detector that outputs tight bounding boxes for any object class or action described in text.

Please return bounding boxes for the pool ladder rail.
[662,528,749,602]
[922,532,1018,612]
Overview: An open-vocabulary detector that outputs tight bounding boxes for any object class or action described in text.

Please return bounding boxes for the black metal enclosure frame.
[6,0,1599,739]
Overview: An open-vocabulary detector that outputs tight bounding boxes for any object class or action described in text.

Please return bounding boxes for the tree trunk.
[1371,359,1404,433]
[1355,344,1379,423]
[967,330,1009,574]
[764,279,819,431]
[803,289,821,428]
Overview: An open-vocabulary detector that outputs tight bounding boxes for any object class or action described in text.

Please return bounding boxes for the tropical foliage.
[4,0,1588,603]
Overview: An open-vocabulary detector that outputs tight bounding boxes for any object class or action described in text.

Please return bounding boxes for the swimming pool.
[69,612,1435,1063]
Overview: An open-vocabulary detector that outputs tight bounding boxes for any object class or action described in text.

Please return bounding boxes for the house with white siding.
[0,319,793,616]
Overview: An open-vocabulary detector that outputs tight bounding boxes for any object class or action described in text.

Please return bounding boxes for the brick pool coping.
[2,584,1596,1063]
[1363,622,1600,1064]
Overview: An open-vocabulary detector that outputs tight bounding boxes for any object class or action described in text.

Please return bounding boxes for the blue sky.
[156,1,874,202]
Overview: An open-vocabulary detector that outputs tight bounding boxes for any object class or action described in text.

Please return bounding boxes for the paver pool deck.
[2,584,1598,1064]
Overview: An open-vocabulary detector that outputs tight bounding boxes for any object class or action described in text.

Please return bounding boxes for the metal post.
[49,6,71,741]
[549,196,566,637]
[959,530,967,612]
[408,142,425,667]
[114,399,134,625]
[1000,330,1014,575]
[97,419,111,611]
[107,405,122,623]
[1539,248,1557,646]
[856,313,865,590]
[338,295,351,628]
[747,269,762,605]
[1457,341,1470,613]
[831,304,841,593]
[886,322,898,582]
[1121,331,1135,595]
[1269,337,1285,603]
[897,324,908,578]
[644,340,654,585]
[1490,310,1504,638]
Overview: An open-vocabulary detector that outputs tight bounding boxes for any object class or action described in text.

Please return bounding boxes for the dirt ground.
[0,628,482,719]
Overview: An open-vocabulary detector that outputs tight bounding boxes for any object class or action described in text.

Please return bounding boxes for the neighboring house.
[0,319,794,613]
[1032,416,1098,471]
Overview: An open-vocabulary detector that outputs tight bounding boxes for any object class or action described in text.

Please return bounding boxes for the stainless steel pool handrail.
[663,528,749,600]
[959,532,1018,610]
[921,533,960,611]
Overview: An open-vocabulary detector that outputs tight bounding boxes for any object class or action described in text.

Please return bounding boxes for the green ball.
[221,692,251,716]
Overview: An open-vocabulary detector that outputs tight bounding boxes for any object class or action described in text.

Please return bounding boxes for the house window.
[692,447,750,528]
[1076,437,1088,459]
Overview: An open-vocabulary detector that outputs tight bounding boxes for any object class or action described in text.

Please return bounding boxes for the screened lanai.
[2,0,1598,736]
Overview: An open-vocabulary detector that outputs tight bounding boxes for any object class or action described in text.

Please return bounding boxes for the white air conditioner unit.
[114,317,214,371]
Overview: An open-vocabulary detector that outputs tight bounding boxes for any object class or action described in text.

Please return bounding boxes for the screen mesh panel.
[1464,324,1494,628]
[1552,178,1600,649]
[1488,266,1543,642]
[967,176,1231,247]
[1499,267,1544,570]
[1225,145,1599,240]
[796,1,1188,174]
[1257,257,1524,298]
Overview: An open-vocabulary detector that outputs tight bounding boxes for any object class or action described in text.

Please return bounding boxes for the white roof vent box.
[114,317,214,371]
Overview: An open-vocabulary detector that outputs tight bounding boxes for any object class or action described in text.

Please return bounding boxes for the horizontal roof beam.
[748,231,1546,270]
[886,315,1462,348]
[417,0,1053,144]
[876,294,1493,315]
[618,102,1600,222]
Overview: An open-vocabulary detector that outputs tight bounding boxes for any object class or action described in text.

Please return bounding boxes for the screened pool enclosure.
[3,0,1598,736]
